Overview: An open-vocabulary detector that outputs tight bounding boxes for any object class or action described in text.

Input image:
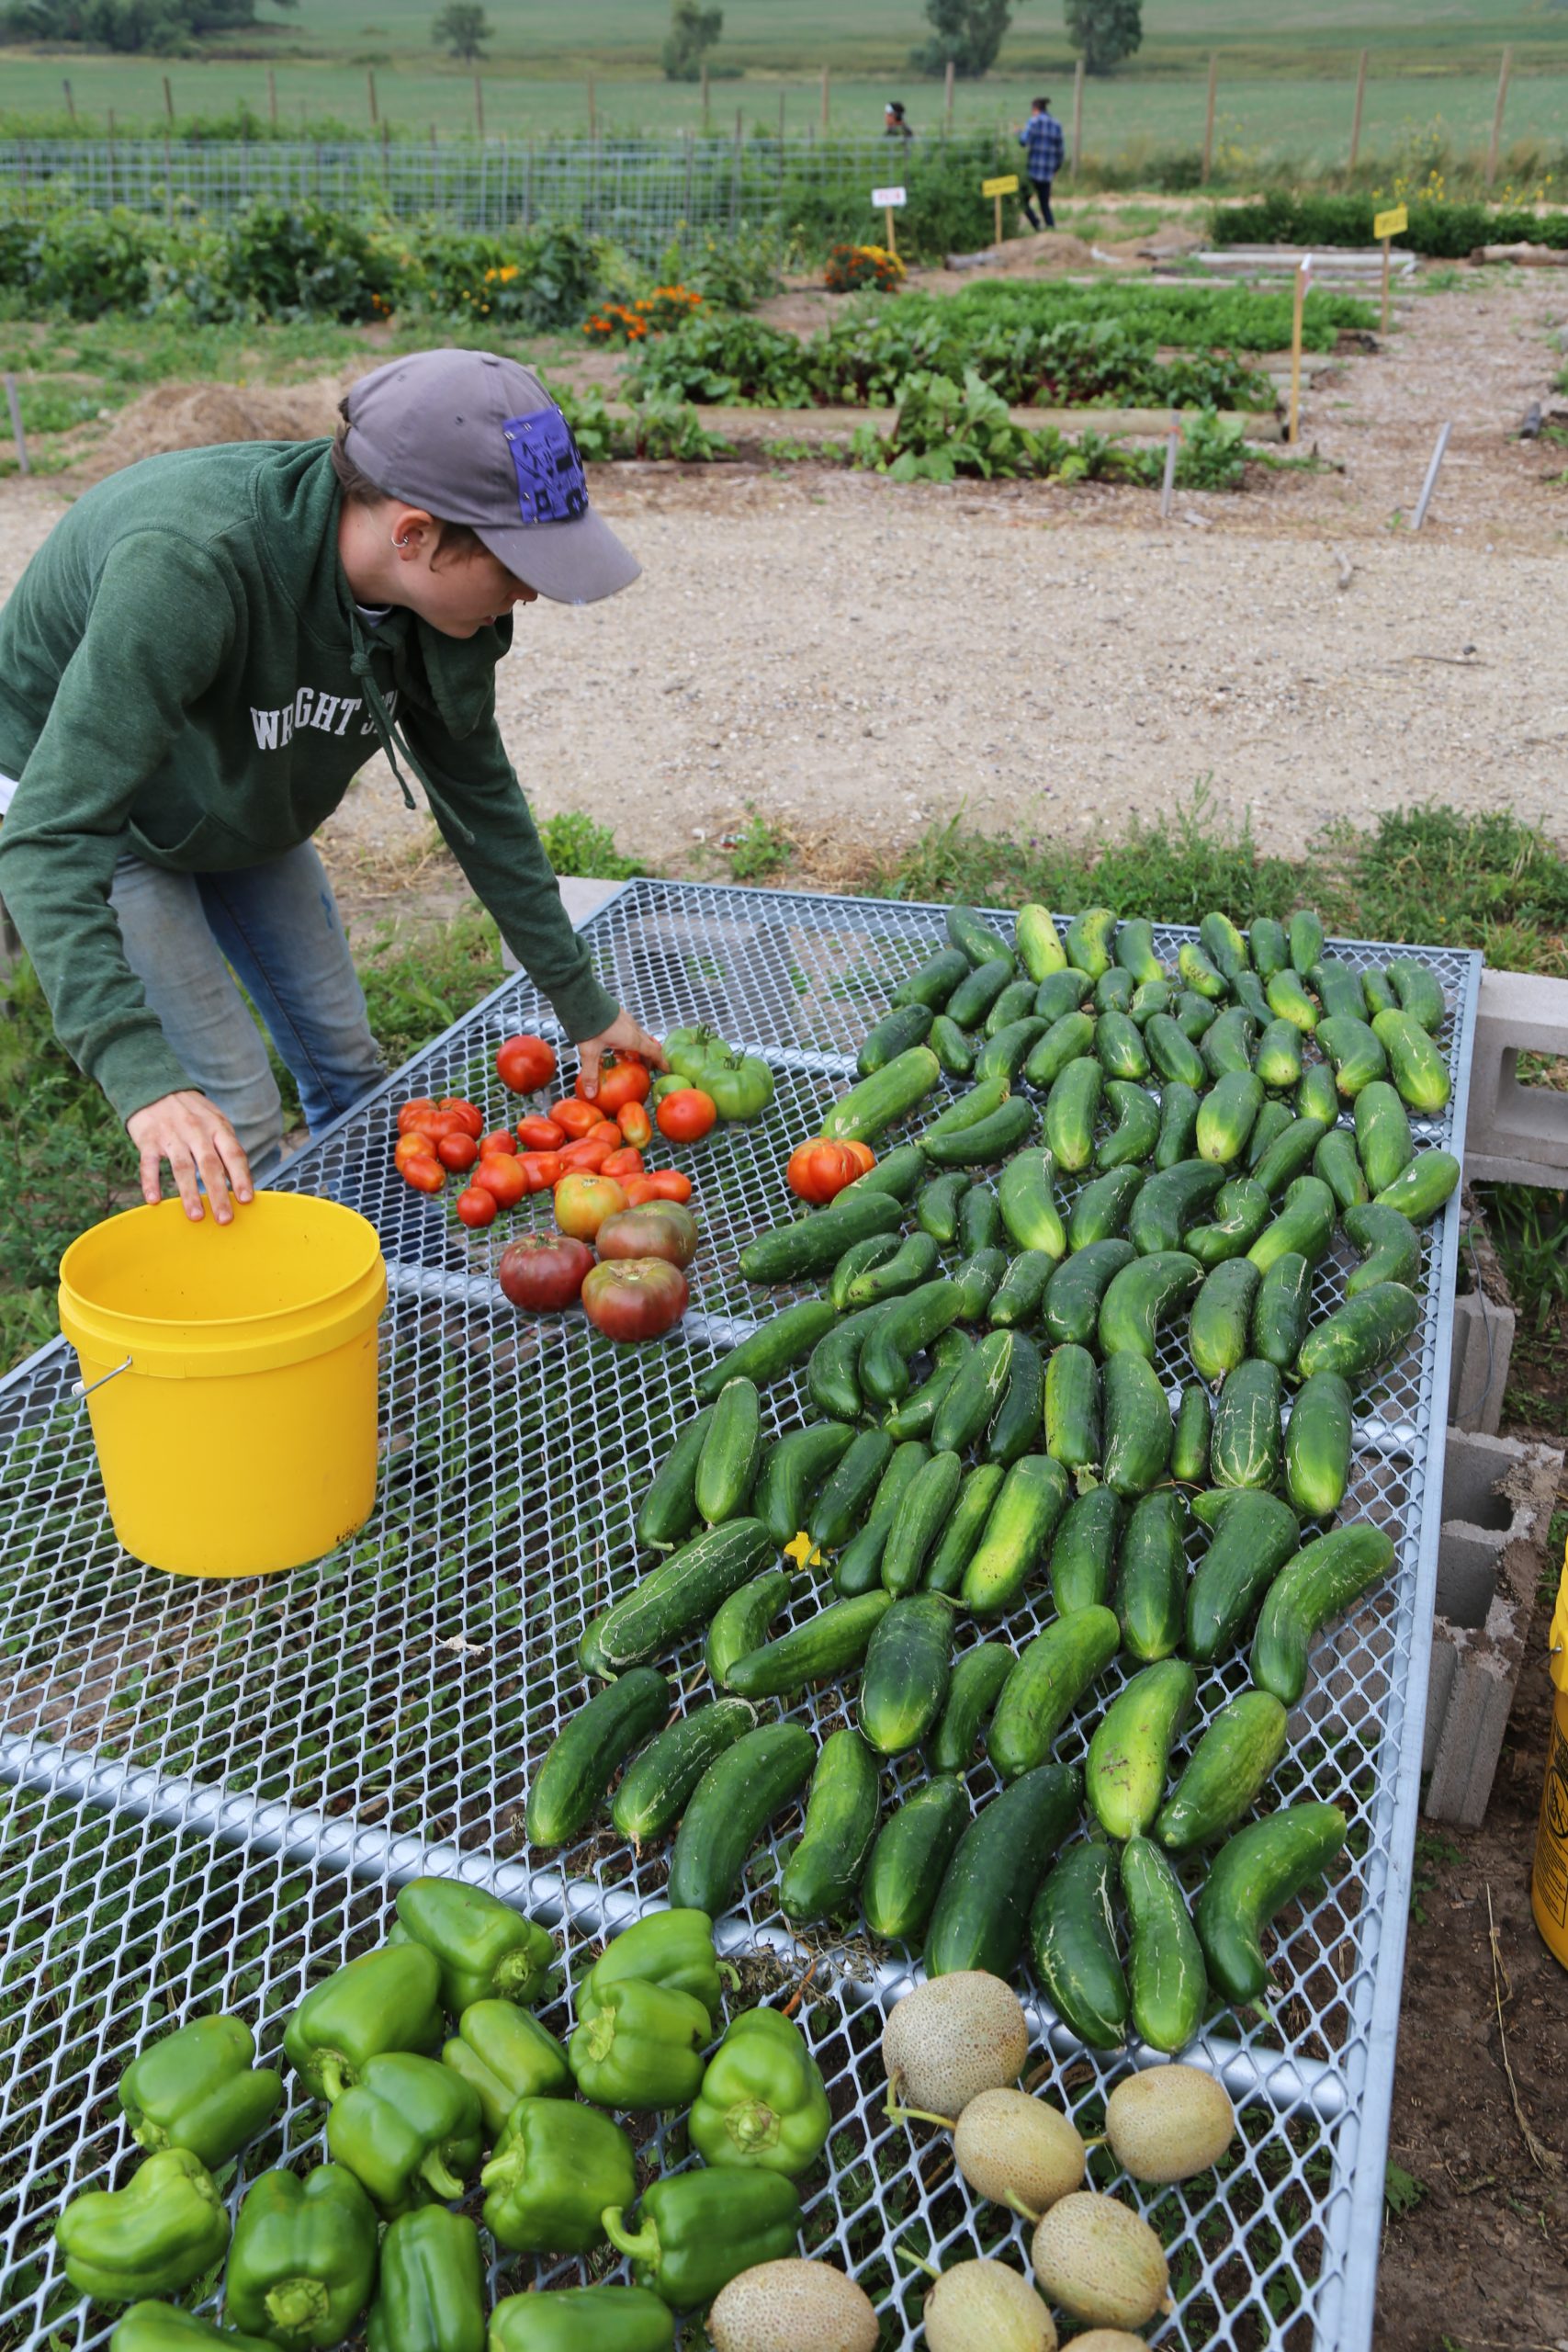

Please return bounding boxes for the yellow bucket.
[1531,1532,1568,1968]
[58,1193,387,1579]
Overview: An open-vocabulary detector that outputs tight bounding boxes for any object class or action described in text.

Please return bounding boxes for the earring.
[392,534,411,550]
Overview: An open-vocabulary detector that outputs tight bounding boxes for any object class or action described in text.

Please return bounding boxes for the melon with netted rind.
[881,1972,1029,2115]
[953,2088,1086,2213]
[708,2258,878,2352]
[924,2257,1058,2352]
[1104,2063,1235,2184]
[1030,2191,1171,2328]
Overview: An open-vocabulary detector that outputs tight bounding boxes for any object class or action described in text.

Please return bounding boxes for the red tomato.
[437,1098,485,1139]
[581,1257,689,1342]
[576,1054,650,1114]
[473,1153,527,1209]
[516,1114,566,1151]
[596,1204,698,1269]
[436,1133,480,1172]
[602,1146,645,1180]
[401,1156,446,1194]
[518,1150,565,1193]
[616,1101,653,1151]
[456,1185,498,1227]
[656,1088,717,1144]
[558,1134,616,1174]
[787,1139,863,1205]
[497,1034,557,1094]
[478,1129,518,1158]
[840,1141,877,1176]
[624,1170,694,1206]
[395,1130,439,1172]
[397,1098,439,1136]
[497,1234,595,1312]
[551,1097,604,1141]
[554,1173,629,1241]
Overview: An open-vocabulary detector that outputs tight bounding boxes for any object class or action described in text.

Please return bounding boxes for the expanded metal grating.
[0,878,1480,2350]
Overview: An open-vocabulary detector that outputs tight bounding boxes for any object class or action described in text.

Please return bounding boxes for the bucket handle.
[72,1353,133,1400]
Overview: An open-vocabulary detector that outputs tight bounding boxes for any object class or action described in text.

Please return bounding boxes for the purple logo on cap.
[502,408,588,525]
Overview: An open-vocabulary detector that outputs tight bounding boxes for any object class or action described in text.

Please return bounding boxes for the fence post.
[268,68,276,128]
[367,71,378,126]
[821,63,829,130]
[1201,53,1216,184]
[944,59,954,136]
[587,72,596,135]
[62,78,75,124]
[525,137,534,224]
[475,75,485,139]
[1485,46,1512,190]
[163,75,174,126]
[732,111,741,230]
[1070,58,1084,177]
[1348,49,1368,173]
[701,60,710,129]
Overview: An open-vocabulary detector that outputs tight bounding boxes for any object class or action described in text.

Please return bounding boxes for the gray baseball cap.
[342,347,640,605]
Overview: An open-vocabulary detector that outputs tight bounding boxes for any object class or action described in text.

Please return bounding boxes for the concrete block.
[1465,965,1568,1185]
[1447,1288,1515,1436]
[500,876,626,974]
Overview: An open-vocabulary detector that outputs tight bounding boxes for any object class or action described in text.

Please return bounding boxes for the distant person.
[1017,96,1066,231]
[884,100,913,143]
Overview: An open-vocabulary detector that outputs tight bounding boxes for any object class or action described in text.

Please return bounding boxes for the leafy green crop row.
[1209,192,1568,258]
[940,278,1376,355]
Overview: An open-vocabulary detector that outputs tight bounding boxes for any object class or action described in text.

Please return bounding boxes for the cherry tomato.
[581,1257,689,1343]
[787,1139,863,1205]
[840,1141,877,1176]
[601,1146,645,1180]
[497,1034,557,1093]
[478,1129,518,1158]
[616,1101,653,1151]
[400,1156,446,1194]
[576,1053,650,1114]
[596,1203,698,1269]
[624,1170,694,1206]
[497,1234,595,1312]
[554,1173,630,1241]
[656,1088,718,1144]
[473,1152,527,1209]
[437,1098,485,1139]
[456,1185,498,1227]
[397,1098,439,1136]
[551,1098,605,1141]
[436,1132,480,1172]
[395,1130,440,1172]
[518,1150,565,1193]
[517,1114,567,1151]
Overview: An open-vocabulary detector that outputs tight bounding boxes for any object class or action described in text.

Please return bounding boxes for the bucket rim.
[58,1192,384,1339]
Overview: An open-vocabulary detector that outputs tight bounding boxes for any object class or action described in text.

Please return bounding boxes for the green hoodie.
[0,437,619,1123]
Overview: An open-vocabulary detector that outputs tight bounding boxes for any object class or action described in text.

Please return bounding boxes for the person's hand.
[126,1091,254,1224]
[575,1010,668,1100]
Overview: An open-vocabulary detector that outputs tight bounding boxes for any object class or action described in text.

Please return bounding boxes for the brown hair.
[332,401,489,567]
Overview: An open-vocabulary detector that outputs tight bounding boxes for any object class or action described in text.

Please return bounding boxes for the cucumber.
[1373,1148,1460,1222]
[1266,967,1318,1035]
[1096,1081,1162,1172]
[1296,1060,1340,1128]
[821,1046,943,1144]
[916,1170,973,1244]
[1250,1114,1327,1199]
[948,905,1015,971]
[843,1229,942,1307]
[988,1250,1056,1329]
[1314,1014,1387,1099]
[1087,1659,1196,1841]
[985,978,1042,1037]
[1068,1165,1145,1251]
[1099,1250,1203,1362]
[929,1641,1015,1774]
[1342,1201,1421,1297]
[1194,1803,1348,2007]
[893,945,969,1010]
[1116,1489,1188,1662]
[928,1013,975,1078]
[1199,909,1247,983]
[582,1520,773,1675]
[923,1081,1023,1146]
[924,1763,1082,1978]
[726,1590,893,1699]
[986,1330,1046,1468]
[1385,956,1446,1034]
[808,1428,896,1552]
[1029,1844,1129,2051]
[846,1143,929,1204]
[808,1302,894,1423]
[1178,939,1228,1001]
[1186,1176,1270,1270]
[861,1593,953,1753]
[1065,907,1117,980]
[667,1721,817,1915]
[1232,970,1272,1028]
[952,1246,1009,1321]
[1170,1385,1212,1486]
[1043,1239,1136,1345]
[1121,1837,1207,2053]
[1176,989,1218,1042]
[989,1606,1121,1781]
[1095,1009,1150,1082]
[1295,1282,1420,1385]
[1255,1018,1303,1091]
[960,1454,1073,1617]
[1043,1343,1101,1471]
[739,1190,903,1283]
[1250,1523,1396,1703]
[833,1443,931,1596]
[1245,1099,1294,1170]
[1156,1691,1289,1853]
[1196,1070,1264,1166]
[778,1728,880,1923]
[1284,1371,1353,1518]
[857,1003,933,1077]
[1247,1174,1336,1274]
[976,1016,1050,1085]
[1034,968,1094,1024]
[1154,1080,1201,1170]
[525,1669,672,1847]
[1353,1080,1414,1197]
[1249,916,1290,981]
[698,1298,840,1405]
[1211,1358,1282,1490]
[1145,1014,1207,1091]
[637,1405,716,1552]
[1095,967,1134,1016]
[1363,967,1397,1019]
[1114,915,1164,987]
[754,1422,856,1547]
[924,1464,1009,1598]
[1016,902,1068,980]
[1130,978,1175,1026]
[921,1097,1040,1168]
[957,1184,1004,1254]
[1371,1008,1450,1113]
[1201,1006,1257,1081]
[1313,1126,1369,1212]
[1024,1011,1098,1089]
[695,1378,762,1525]
[1049,1486,1123,1615]
[882,1451,965,1598]
[1251,1248,1314,1372]
[1311,956,1366,1024]
[1129,1159,1225,1254]
[862,1279,965,1405]
[1044,1057,1104,1175]
[706,1573,793,1688]
[885,1329,972,1442]
[829,1233,901,1313]
[862,1780,970,1944]
[998,1148,1067,1260]
[1184,1488,1301,1664]
[1288,909,1325,973]
[1101,1352,1174,1498]
[946,957,1015,1032]
[611,1697,758,1847]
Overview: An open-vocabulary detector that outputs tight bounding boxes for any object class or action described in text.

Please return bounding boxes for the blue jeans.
[109,842,386,1178]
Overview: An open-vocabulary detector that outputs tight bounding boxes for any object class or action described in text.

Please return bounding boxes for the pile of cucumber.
[525,900,1460,2052]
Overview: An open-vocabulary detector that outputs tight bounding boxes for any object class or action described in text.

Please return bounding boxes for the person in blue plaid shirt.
[1017,96,1066,230]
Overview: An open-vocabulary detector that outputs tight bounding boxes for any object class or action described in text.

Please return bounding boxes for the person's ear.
[389,506,437,559]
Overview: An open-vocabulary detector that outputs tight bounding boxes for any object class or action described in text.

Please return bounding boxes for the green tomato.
[704,1051,774,1123]
[665,1025,728,1084]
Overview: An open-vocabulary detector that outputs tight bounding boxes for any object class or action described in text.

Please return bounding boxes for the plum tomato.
[551,1098,604,1141]
[595,1204,698,1269]
[575,1054,650,1114]
[601,1147,645,1181]
[496,1034,557,1094]
[787,1139,863,1204]
[400,1156,446,1194]
[397,1098,439,1136]
[581,1258,689,1343]
[478,1129,518,1158]
[516,1114,567,1151]
[457,1185,498,1228]
[437,1099,484,1139]
[554,1173,629,1240]
[498,1233,595,1311]
[615,1100,654,1151]
[518,1150,565,1193]
[624,1170,694,1206]
[558,1133,617,1174]
[395,1131,439,1172]
[655,1088,717,1145]
[474,1153,527,1209]
[437,1132,480,1173]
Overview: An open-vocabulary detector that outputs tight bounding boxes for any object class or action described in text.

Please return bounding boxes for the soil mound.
[77,374,351,480]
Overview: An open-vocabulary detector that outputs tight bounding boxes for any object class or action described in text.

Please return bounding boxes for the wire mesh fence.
[0,878,1479,2350]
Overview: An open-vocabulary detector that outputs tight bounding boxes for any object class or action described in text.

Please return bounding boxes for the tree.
[660,0,721,82]
[430,1,491,61]
[910,0,1017,80]
[1064,0,1143,76]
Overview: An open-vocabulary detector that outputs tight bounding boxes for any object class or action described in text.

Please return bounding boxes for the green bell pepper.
[567,1980,708,2113]
[56,2147,230,2306]
[365,2207,486,2352]
[324,2052,483,2219]
[577,1910,728,2037]
[111,2305,275,2352]
[118,2015,284,2172]
[283,1945,445,2103]
[687,2006,830,2177]
[225,2165,378,2352]
[602,2171,801,2310]
[702,1050,774,1124]
[389,1881,555,2014]
[487,2288,674,2352]
[441,2000,570,2139]
[479,2095,635,2256]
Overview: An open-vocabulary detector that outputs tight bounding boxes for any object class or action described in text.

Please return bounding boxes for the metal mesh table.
[0,878,1481,2349]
